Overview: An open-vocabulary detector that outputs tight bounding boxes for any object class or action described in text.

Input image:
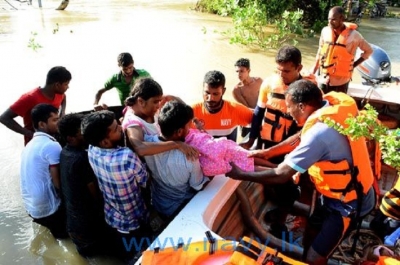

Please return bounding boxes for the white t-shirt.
[20,132,62,218]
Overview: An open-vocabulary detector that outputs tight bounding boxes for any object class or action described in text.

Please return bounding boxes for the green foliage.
[324,104,400,172]
[386,11,400,18]
[197,0,380,49]
[195,0,348,50]
[27,31,42,52]
[222,1,305,50]
[259,0,293,24]
[292,0,341,30]
[195,0,236,16]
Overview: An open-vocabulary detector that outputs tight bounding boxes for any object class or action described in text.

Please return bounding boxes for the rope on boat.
[332,229,383,264]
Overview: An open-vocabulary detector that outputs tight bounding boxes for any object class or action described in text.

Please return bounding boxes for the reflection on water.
[0,1,399,264]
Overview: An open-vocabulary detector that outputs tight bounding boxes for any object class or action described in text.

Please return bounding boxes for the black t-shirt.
[60,145,104,234]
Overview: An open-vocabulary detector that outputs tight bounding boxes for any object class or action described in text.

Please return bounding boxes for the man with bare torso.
[232,58,262,109]
[232,58,262,137]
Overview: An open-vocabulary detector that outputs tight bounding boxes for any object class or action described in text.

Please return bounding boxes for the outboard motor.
[356,44,392,85]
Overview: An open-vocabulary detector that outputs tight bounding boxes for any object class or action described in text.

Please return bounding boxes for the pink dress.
[185,129,254,176]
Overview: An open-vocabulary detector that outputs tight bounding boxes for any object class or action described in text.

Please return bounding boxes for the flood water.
[0,0,399,264]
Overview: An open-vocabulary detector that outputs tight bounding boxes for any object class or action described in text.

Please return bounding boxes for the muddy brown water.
[0,1,399,264]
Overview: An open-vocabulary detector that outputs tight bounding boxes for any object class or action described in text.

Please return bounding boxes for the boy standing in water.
[58,113,108,257]
[94,53,151,110]
[0,66,71,145]
[82,110,151,261]
[20,103,68,239]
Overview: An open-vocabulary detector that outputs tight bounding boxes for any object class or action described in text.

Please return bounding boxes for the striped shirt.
[88,145,148,232]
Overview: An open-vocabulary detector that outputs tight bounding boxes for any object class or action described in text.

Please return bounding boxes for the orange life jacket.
[261,74,316,143]
[376,256,400,265]
[302,92,374,202]
[141,234,306,265]
[319,23,358,79]
[228,236,307,265]
[141,237,235,265]
[380,177,400,221]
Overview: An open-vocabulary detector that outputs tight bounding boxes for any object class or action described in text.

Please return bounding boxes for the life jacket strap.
[323,166,364,202]
[235,245,259,261]
[205,230,216,255]
[262,250,291,265]
[234,237,263,261]
[270,92,285,100]
[323,169,352,175]
[263,108,293,142]
[323,41,347,48]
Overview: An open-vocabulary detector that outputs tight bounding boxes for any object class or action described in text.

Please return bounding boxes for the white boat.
[134,45,400,265]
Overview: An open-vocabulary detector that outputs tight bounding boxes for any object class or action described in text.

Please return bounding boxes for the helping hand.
[239,141,253,150]
[248,149,271,159]
[177,142,200,161]
[193,118,207,133]
[226,162,244,180]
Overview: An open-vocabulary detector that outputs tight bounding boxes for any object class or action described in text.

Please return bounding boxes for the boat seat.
[212,181,270,240]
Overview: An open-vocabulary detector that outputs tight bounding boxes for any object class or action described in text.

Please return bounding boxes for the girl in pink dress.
[185,129,254,176]
[186,120,276,177]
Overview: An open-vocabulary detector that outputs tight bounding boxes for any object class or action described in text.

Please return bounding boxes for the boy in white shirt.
[20,103,67,239]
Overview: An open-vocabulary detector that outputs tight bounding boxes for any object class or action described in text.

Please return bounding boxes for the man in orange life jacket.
[227,80,375,265]
[240,46,316,222]
[241,46,316,163]
[312,6,373,94]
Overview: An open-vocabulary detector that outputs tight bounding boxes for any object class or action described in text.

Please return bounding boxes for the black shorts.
[32,205,68,239]
[311,209,351,257]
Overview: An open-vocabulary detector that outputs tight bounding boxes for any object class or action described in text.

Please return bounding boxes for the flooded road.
[0,1,399,264]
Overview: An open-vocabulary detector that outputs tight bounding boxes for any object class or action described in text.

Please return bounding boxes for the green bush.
[221,1,305,49]
[195,0,347,50]
[195,0,236,16]
[324,104,400,171]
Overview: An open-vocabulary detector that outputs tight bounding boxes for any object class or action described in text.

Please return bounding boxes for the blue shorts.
[311,209,351,257]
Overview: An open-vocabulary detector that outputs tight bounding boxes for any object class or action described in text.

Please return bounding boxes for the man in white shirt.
[20,103,67,239]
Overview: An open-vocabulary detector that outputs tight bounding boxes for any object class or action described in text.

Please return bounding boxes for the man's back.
[87,145,148,232]
[11,87,64,129]
[60,145,103,231]
[144,134,207,217]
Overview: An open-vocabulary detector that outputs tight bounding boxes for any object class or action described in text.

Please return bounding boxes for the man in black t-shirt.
[58,113,110,257]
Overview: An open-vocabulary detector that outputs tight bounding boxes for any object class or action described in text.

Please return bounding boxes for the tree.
[324,104,400,173]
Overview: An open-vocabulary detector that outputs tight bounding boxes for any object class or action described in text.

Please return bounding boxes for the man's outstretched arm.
[226,161,296,185]
[0,108,33,138]
[250,131,301,160]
